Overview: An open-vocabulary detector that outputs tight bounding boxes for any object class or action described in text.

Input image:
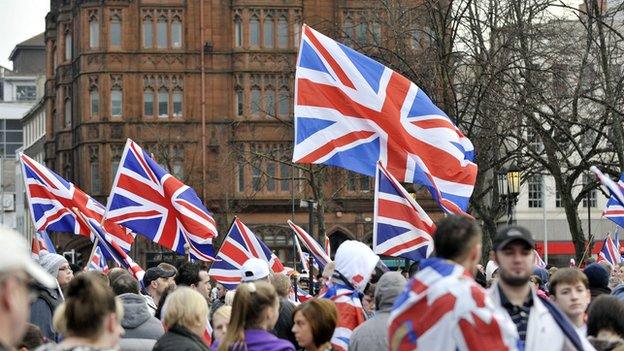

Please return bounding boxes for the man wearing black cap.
[489,226,593,350]
[142,266,176,315]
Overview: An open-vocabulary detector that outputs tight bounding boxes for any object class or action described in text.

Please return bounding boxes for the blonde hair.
[162,287,208,332]
[213,305,232,323]
[272,273,291,298]
[224,290,236,306]
[218,282,278,351]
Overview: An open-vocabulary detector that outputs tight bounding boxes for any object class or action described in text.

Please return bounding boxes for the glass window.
[582,174,597,208]
[528,175,543,208]
[372,22,381,42]
[6,120,19,130]
[173,90,182,117]
[90,90,99,118]
[293,21,301,47]
[234,18,242,47]
[280,163,291,191]
[236,89,243,116]
[65,32,72,61]
[265,89,275,117]
[357,21,367,44]
[16,86,36,101]
[143,17,153,48]
[158,88,168,117]
[237,160,245,191]
[250,15,259,47]
[266,162,276,191]
[157,17,167,48]
[64,99,71,127]
[6,144,20,157]
[144,90,154,117]
[6,131,22,143]
[278,17,288,48]
[250,87,261,116]
[264,16,274,48]
[278,88,289,117]
[110,16,121,47]
[91,161,101,194]
[172,19,182,48]
[89,19,99,48]
[252,164,261,191]
[112,159,120,177]
[343,18,353,38]
[111,89,122,117]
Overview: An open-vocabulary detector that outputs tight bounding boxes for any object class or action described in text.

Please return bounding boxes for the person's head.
[433,216,483,271]
[216,283,227,299]
[241,258,271,283]
[583,263,611,299]
[53,272,124,348]
[291,299,337,350]
[493,226,535,287]
[587,295,624,341]
[333,241,380,292]
[529,275,542,290]
[0,227,55,347]
[175,261,211,300]
[143,266,177,299]
[162,287,208,337]
[321,261,335,284]
[110,273,139,296]
[272,273,292,298]
[212,305,232,345]
[38,252,73,286]
[375,271,407,311]
[17,323,43,351]
[224,290,236,306]
[218,281,279,351]
[107,268,129,287]
[549,268,590,326]
[157,263,178,277]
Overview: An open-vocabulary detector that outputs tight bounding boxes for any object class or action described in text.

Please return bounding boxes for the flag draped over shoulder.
[293,24,476,215]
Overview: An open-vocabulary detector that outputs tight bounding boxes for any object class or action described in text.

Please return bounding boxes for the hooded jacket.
[348,272,407,351]
[153,324,210,351]
[118,293,164,342]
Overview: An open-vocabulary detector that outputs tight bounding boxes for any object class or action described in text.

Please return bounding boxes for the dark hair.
[549,268,589,296]
[587,295,624,338]
[58,272,118,338]
[155,284,176,320]
[292,299,337,347]
[17,323,43,349]
[408,261,420,278]
[111,273,140,295]
[176,261,204,287]
[433,216,481,260]
[107,267,130,287]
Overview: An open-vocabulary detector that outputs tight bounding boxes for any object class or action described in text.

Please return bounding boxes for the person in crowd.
[529,275,547,298]
[111,272,164,350]
[107,267,128,286]
[31,251,74,341]
[224,291,235,306]
[212,306,231,347]
[155,284,176,320]
[271,273,297,346]
[210,283,228,319]
[549,268,591,335]
[292,299,337,351]
[37,273,125,351]
[489,226,593,350]
[389,216,518,350]
[142,266,176,315]
[587,295,624,350]
[407,261,420,278]
[318,261,335,295]
[320,240,379,351]
[0,227,56,351]
[157,263,178,278]
[361,283,375,320]
[216,281,294,351]
[176,261,211,303]
[16,323,44,351]
[153,287,210,351]
[349,271,406,351]
[610,264,623,289]
[584,263,612,303]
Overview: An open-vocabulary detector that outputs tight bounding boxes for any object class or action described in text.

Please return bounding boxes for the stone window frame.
[234,73,292,120]
[89,145,101,195]
[88,9,100,50]
[110,74,123,118]
[143,74,184,119]
[233,8,301,50]
[109,8,123,49]
[236,143,296,195]
[141,8,184,50]
[88,75,99,119]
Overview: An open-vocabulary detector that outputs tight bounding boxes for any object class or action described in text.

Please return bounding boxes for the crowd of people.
[4,218,624,351]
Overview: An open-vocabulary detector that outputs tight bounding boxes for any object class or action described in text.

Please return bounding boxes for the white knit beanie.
[38,252,68,278]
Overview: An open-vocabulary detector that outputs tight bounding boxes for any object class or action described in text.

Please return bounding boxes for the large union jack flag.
[20,154,135,251]
[597,233,621,266]
[373,162,434,261]
[208,217,286,289]
[594,167,624,228]
[105,139,218,261]
[293,25,476,215]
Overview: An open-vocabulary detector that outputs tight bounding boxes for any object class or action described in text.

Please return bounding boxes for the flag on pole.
[534,250,546,269]
[599,170,624,228]
[287,220,331,269]
[293,25,476,215]
[208,217,287,289]
[105,139,218,261]
[294,235,310,273]
[87,246,109,273]
[597,234,621,266]
[373,162,434,261]
[296,286,313,302]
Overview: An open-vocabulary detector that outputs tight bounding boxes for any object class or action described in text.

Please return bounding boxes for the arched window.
[172,89,183,117]
[110,13,121,47]
[249,15,260,47]
[265,87,275,117]
[235,87,244,116]
[90,90,99,118]
[343,17,353,39]
[89,17,99,49]
[111,88,122,117]
[143,16,153,48]
[263,15,274,48]
[158,88,169,117]
[277,17,288,48]
[278,87,289,117]
[250,86,261,116]
[234,16,243,47]
[143,89,154,117]
[157,16,167,48]
[357,19,367,44]
[64,98,71,128]
[171,17,182,48]
[64,31,72,61]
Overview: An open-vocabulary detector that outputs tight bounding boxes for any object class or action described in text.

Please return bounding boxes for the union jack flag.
[202,318,213,346]
[293,25,476,215]
[388,258,518,351]
[596,168,624,228]
[597,234,621,266]
[87,246,109,273]
[287,220,331,269]
[20,154,135,251]
[534,250,546,268]
[208,217,286,289]
[373,162,434,261]
[296,286,313,303]
[319,284,366,351]
[31,231,57,260]
[105,139,218,261]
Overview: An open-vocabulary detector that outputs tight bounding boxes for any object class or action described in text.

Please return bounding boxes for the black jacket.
[272,298,297,347]
[153,324,210,351]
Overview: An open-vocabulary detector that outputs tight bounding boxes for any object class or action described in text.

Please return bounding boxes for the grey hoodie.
[118,293,164,343]
[348,272,407,351]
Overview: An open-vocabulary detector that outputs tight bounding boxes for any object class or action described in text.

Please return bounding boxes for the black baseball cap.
[493,226,535,251]
[143,266,176,287]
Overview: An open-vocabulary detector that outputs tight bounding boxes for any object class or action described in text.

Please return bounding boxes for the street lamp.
[498,164,521,225]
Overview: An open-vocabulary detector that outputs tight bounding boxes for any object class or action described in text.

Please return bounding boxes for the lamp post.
[498,164,521,225]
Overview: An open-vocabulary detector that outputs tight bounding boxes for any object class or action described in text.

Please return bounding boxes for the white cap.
[0,226,56,288]
[241,257,271,282]
[485,260,499,281]
[334,240,379,292]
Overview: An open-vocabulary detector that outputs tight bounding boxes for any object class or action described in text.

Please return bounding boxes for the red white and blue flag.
[31,231,56,260]
[20,154,135,251]
[208,217,286,289]
[202,317,213,346]
[287,220,331,269]
[595,168,624,228]
[373,162,434,261]
[105,139,218,261]
[597,234,621,266]
[319,284,366,351]
[296,286,313,303]
[534,250,546,268]
[87,246,109,273]
[293,25,476,215]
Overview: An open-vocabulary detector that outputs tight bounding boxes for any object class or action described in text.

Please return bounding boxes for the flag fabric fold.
[596,168,624,228]
[597,234,621,267]
[287,220,331,269]
[87,246,109,273]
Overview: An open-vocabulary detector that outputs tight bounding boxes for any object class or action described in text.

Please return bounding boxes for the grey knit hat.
[38,252,68,278]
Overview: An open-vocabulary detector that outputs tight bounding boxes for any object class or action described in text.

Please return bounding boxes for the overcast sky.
[0,0,49,70]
